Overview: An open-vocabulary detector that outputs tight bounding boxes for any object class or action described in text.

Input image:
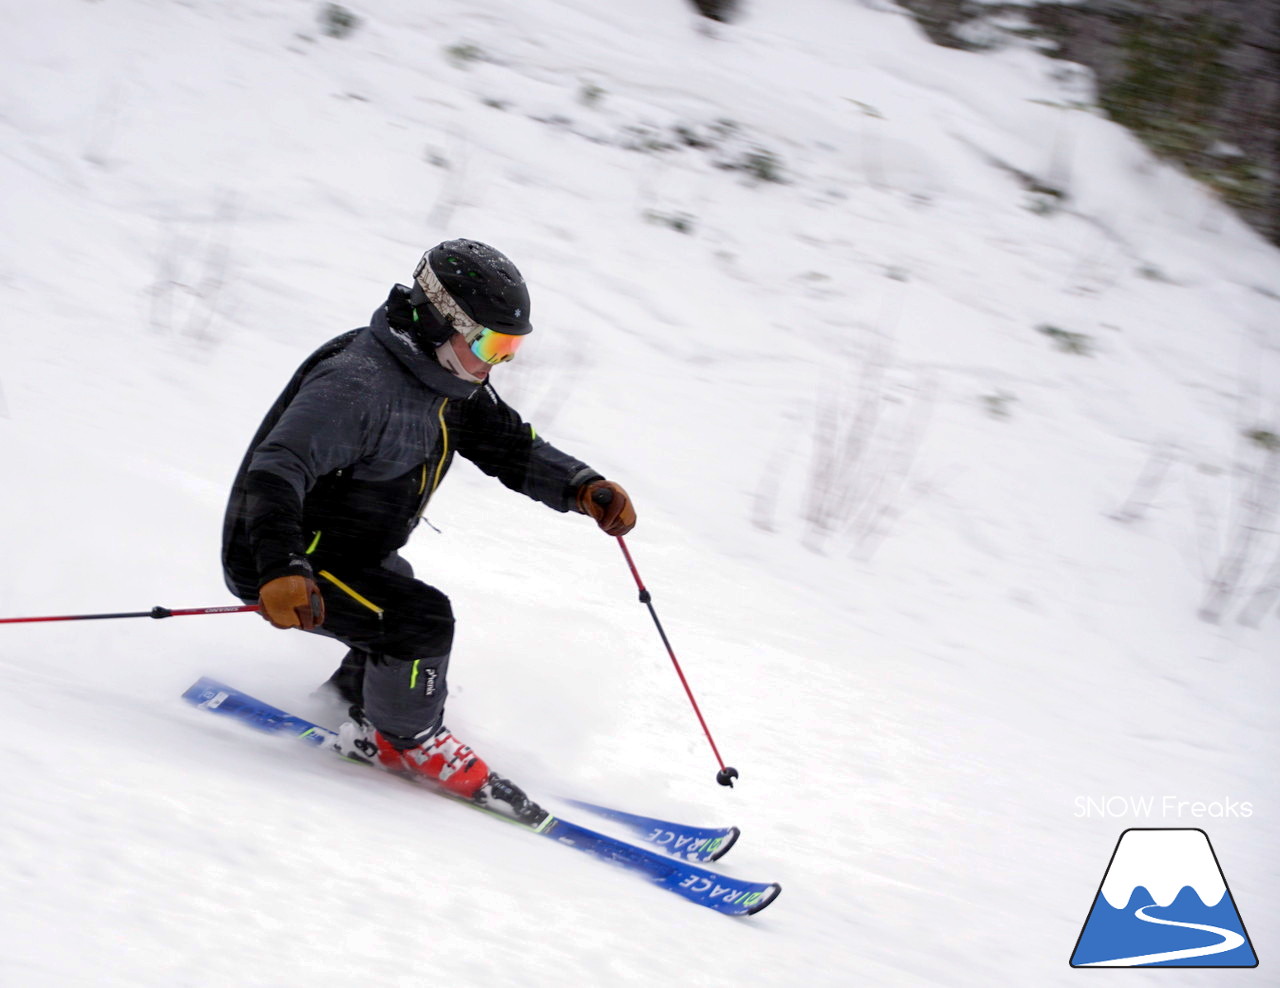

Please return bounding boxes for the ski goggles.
[466,326,524,364]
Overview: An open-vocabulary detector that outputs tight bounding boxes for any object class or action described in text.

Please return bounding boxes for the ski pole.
[592,490,739,787]
[0,603,260,625]
[614,536,739,787]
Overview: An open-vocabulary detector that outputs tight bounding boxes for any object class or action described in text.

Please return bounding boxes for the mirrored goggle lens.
[469,328,524,364]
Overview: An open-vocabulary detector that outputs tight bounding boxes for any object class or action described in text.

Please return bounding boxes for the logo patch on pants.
[411,659,438,697]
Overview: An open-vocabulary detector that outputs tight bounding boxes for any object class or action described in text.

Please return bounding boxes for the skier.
[221,240,635,821]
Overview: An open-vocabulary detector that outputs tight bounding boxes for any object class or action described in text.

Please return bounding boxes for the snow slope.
[1,0,1276,984]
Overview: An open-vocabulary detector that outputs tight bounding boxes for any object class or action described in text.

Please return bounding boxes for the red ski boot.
[335,710,549,826]
[338,714,489,797]
[372,726,491,798]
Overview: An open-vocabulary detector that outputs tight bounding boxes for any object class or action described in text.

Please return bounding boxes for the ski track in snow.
[1,0,1277,986]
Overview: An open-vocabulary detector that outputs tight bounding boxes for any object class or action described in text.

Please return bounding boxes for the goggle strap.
[414,256,486,343]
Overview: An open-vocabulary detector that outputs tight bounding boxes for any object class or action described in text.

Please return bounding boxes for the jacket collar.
[368,285,481,400]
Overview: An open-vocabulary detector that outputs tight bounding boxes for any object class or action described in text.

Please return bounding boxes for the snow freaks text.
[1074,796,1254,820]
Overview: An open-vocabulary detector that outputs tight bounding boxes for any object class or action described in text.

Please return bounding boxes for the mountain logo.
[1070,828,1257,968]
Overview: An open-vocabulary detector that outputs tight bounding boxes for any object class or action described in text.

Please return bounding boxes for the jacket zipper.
[415,399,450,523]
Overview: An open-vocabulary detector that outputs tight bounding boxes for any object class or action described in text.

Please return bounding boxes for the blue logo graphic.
[1070,828,1257,968]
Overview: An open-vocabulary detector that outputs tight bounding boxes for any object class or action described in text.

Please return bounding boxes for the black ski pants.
[241,553,455,745]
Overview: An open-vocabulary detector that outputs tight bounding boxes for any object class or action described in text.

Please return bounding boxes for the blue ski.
[560,799,739,863]
[181,678,780,916]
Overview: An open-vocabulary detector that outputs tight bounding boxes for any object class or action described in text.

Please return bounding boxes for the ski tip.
[709,826,741,862]
[746,882,782,916]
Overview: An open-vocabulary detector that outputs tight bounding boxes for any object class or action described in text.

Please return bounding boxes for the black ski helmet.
[410,239,532,344]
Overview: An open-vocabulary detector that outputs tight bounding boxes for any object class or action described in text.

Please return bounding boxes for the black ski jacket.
[221,286,600,596]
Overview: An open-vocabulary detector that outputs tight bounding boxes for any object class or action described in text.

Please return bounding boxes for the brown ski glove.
[258,575,325,630]
[576,479,637,537]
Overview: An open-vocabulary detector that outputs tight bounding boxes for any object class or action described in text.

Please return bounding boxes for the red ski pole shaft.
[612,533,740,788]
[0,604,260,625]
